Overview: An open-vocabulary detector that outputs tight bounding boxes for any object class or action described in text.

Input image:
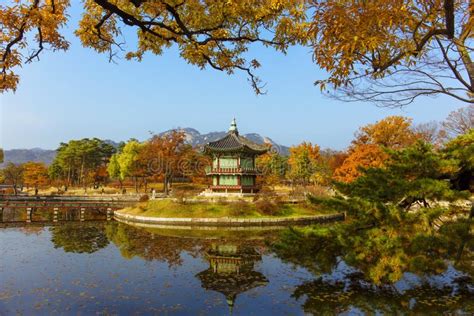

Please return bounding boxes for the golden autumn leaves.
[1,0,70,92]
[1,0,473,104]
[274,115,455,185]
[1,0,308,94]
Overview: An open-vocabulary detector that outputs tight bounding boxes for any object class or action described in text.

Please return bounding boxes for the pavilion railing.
[205,167,259,174]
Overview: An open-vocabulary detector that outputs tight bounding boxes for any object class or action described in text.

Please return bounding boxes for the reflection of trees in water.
[50,223,109,254]
[273,219,473,282]
[105,222,212,266]
[293,276,474,315]
[104,222,271,268]
[106,223,274,309]
[19,226,45,235]
[272,225,474,314]
[272,227,341,276]
[105,223,272,311]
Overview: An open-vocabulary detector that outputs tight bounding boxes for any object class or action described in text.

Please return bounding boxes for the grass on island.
[119,198,335,219]
[138,225,284,240]
[26,182,208,196]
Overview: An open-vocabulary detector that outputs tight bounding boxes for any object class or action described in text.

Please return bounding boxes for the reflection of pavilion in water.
[196,243,268,312]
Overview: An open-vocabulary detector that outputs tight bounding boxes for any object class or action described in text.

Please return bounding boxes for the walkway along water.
[0,195,138,225]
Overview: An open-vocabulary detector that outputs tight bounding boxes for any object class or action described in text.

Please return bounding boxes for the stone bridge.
[0,195,138,224]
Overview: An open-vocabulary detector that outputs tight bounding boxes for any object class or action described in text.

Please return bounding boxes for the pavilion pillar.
[26,208,32,223]
[107,208,113,221]
[53,207,59,222]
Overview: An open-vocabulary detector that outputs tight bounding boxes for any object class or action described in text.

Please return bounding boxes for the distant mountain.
[1,148,56,167]
[161,127,290,155]
[103,139,122,148]
[1,130,289,167]
[1,139,121,167]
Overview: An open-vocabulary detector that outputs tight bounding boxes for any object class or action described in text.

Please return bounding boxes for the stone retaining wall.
[0,195,139,202]
[114,211,345,227]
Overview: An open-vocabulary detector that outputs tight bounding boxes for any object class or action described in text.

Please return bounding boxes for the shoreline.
[114,209,345,227]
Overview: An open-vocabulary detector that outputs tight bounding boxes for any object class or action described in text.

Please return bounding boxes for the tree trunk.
[80,156,85,187]
[163,177,169,195]
[453,2,474,92]
[134,176,138,193]
[455,40,474,91]
[454,203,474,263]
[67,165,71,187]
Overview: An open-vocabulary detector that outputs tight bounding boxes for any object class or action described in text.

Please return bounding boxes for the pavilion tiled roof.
[204,131,269,154]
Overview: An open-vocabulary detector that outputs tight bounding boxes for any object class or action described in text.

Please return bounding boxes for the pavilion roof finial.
[229,117,238,134]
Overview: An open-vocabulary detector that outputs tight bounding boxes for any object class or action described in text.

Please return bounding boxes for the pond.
[0,221,473,315]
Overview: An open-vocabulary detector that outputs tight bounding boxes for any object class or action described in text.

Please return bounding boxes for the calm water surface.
[0,221,473,315]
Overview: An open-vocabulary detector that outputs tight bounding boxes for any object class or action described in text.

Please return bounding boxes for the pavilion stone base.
[199,189,257,198]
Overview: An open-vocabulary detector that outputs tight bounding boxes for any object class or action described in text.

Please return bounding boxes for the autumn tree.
[2,162,24,195]
[107,153,123,189]
[353,116,419,149]
[256,150,288,190]
[3,1,473,107]
[334,116,418,182]
[313,149,348,185]
[0,148,4,163]
[178,148,210,185]
[443,129,474,190]
[299,141,471,285]
[49,138,116,189]
[1,0,308,94]
[333,144,387,183]
[442,105,474,139]
[311,1,474,106]
[115,139,144,193]
[22,161,49,195]
[412,121,443,146]
[287,142,320,186]
[140,130,189,195]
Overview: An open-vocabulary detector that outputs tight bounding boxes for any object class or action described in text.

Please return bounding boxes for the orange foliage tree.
[140,130,190,195]
[333,144,388,183]
[352,116,419,149]
[334,116,418,182]
[23,162,49,194]
[316,149,348,185]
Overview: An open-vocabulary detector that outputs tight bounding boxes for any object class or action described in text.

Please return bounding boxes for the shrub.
[139,194,149,202]
[216,197,229,205]
[229,200,253,217]
[305,184,330,198]
[255,198,281,216]
[173,189,192,204]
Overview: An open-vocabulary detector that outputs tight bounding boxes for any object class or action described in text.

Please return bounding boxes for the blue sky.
[0,5,466,150]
